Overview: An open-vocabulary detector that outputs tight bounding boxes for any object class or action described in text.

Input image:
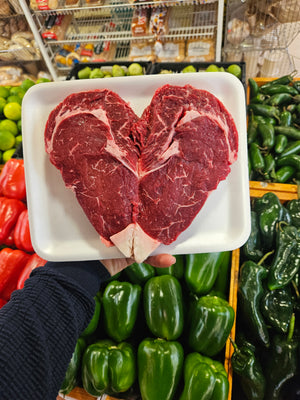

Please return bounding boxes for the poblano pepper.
[81,339,136,397]
[286,198,300,228]
[144,275,184,340]
[185,252,226,296]
[261,287,293,333]
[179,352,229,400]
[238,257,270,347]
[267,223,300,290]
[230,338,266,400]
[138,338,184,400]
[253,192,290,251]
[242,211,263,262]
[265,314,299,400]
[102,280,141,342]
[188,295,234,357]
[60,337,86,395]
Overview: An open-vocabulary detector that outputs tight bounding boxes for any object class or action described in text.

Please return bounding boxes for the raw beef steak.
[45,84,238,262]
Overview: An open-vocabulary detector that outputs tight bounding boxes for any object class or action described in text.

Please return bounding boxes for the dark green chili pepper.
[263,153,275,174]
[277,154,300,171]
[293,80,300,93]
[279,110,292,127]
[230,338,266,400]
[249,142,265,172]
[238,258,270,347]
[248,103,280,120]
[257,123,275,149]
[271,166,296,183]
[287,103,297,113]
[242,211,263,262]
[293,94,300,103]
[268,223,300,290]
[286,199,300,227]
[247,113,258,144]
[274,134,288,154]
[261,84,299,96]
[253,115,276,126]
[260,74,294,90]
[267,93,293,106]
[250,94,267,104]
[248,78,259,98]
[261,287,293,334]
[274,125,300,140]
[279,140,300,157]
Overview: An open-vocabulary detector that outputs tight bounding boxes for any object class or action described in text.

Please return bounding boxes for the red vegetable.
[0,298,7,309]
[13,209,34,253]
[0,197,26,244]
[17,253,47,290]
[0,159,26,201]
[0,247,30,300]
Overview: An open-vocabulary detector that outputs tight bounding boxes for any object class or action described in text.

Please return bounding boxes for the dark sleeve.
[0,260,110,400]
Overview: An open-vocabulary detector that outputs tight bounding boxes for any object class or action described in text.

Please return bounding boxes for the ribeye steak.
[45,84,238,262]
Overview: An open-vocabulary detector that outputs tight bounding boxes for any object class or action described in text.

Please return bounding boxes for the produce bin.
[66,62,153,80]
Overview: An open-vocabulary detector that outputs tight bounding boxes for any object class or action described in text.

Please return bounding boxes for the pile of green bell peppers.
[59,251,234,399]
[235,192,300,399]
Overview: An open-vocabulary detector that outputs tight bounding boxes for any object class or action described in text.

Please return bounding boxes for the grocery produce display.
[232,191,300,399]
[59,252,234,399]
[247,74,300,184]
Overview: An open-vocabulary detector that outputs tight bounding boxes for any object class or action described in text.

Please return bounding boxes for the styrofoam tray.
[22,73,250,262]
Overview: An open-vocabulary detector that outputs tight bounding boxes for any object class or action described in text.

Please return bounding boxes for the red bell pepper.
[0,247,30,300]
[0,158,26,201]
[17,253,47,290]
[13,209,34,253]
[0,197,26,244]
[3,227,15,247]
[0,298,7,309]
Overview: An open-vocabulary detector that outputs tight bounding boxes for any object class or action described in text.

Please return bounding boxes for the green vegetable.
[279,140,300,157]
[248,78,259,98]
[138,338,184,400]
[277,154,300,171]
[279,110,292,127]
[257,122,275,149]
[82,339,136,396]
[263,153,276,175]
[286,199,300,227]
[125,262,155,285]
[211,251,231,296]
[60,337,86,395]
[188,295,234,356]
[247,103,280,119]
[102,280,141,342]
[144,275,184,340]
[230,339,265,400]
[267,93,293,106]
[274,126,300,140]
[261,84,299,96]
[247,113,259,144]
[261,287,293,333]
[249,142,265,172]
[127,62,143,76]
[179,352,229,400]
[155,254,184,279]
[260,74,294,89]
[272,166,296,183]
[78,66,91,79]
[242,211,263,262]
[267,223,300,290]
[81,295,101,337]
[184,252,225,295]
[238,259,269,347]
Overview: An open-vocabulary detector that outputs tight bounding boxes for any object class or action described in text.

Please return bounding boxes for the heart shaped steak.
[45,84,238,262]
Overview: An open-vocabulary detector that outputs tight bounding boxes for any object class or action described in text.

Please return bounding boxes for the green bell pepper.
[81,339,136,397]
[125,262,155,285]
[238,259,270,347]
[144,275,184,340]
[155,255,184,279]
[267,223,300,290]
[60,337,86,395]
[230,338,265,400]
[188,295,234,357]
[211,251,231,296]
[179,352,229,400]
[102,280,141,342]
[185,252,226,295]
[81,295,101,337]
[138,338,184,400]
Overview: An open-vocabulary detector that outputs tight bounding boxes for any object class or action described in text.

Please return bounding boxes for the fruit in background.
[36,78,51,83]
[3,102,22,121]
[78,66,91,79]
[0,98,6,114]
[0,120,18,136]
[9,87,25,99]
[0,87,9,99]
[182,65,197,73]
[127,63,143,76]
[21,78,36,92]
[15,135,22,146]
[7,95,22,105]
[90,68,104,79]
[112,64,126,77]
[2,148,16,163]
[206,64,219,72]
[17,120,21,133]
[227,64,242,79]
[0,130,15,151]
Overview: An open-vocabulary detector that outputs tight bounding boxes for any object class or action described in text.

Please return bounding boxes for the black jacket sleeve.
[0,260,110,400]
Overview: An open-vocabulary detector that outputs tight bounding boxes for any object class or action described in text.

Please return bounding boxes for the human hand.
[101,254,176,276]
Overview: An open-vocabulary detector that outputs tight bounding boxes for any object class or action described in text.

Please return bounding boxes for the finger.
[146,254,176,268]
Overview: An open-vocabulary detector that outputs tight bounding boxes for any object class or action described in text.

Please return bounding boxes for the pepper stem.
[229,336,239,353]
[257,251,274,266]
[287,313,295,343]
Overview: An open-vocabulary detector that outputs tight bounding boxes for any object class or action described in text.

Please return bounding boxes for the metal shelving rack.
[18,0,225,81]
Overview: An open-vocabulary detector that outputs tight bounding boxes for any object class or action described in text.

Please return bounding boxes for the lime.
[2,148,16,163]
[0,119,18,136]
[78,67,91,79]
[3,102,22,121]
[17,119,22,133]
[0,97,6,114]
[15,134,22,146]
[112,65,126,77]
[227,64,242,79]
[0,129,16,151]
[0,87,9,99]
[36,78,51,84]
[206,64,219,72]
[10,87,26,100]
[127,63,143,76]
[7,95,22,105]
[90,68,104,79]
[218,66,225,72]
[0,150,2,163]
[182,65,197,73]
[21,78,36,92]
